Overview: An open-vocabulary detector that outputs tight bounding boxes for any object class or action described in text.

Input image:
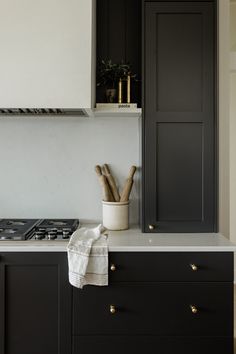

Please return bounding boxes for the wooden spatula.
[95,165,114,202]
[103,164,120,202]
[120,166,137,202]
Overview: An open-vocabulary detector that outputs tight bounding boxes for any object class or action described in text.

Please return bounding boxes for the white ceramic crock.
[102,201,129,230]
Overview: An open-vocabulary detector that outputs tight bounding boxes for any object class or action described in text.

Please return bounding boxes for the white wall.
[230,73,236,241]
[219,0,230,238]
[230,1,236,242]
[0,116,140,224]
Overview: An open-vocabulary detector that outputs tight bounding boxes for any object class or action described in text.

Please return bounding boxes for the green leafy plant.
[97,59,137,89]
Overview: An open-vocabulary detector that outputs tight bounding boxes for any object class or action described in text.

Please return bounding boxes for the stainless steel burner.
[0,228,17,234]
[6,220,27,226]
[5,229,17,234]
[0,235,11,240]
[48,221,67,226]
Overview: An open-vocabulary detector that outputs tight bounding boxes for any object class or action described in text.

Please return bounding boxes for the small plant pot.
[102,201,129,231]
[106,88,117,103]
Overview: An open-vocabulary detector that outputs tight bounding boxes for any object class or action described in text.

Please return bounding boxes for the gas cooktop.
[0,219,79,241]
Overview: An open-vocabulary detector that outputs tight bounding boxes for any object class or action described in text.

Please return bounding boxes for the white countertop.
[0,225,235,252]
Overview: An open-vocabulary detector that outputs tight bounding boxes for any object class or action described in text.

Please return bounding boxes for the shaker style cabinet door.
[0,253,71,354]
[143,1,216,232]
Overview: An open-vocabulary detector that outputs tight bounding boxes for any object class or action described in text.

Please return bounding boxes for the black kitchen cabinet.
[72,252,234,354]
[0,251,233,354]
[142,1,216,232]
[0,253,71,354]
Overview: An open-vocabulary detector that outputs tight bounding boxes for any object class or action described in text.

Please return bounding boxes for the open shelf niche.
[95,0,142,117]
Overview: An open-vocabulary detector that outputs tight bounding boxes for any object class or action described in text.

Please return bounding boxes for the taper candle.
[118,78,123,103]
[127,74,131,104]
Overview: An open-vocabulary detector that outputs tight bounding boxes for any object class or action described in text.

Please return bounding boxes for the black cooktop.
[0,219,79,241]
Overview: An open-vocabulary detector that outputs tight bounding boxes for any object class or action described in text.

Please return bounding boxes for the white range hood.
[0,0,96,116]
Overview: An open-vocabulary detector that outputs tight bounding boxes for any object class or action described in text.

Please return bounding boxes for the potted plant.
[97,60,136,103]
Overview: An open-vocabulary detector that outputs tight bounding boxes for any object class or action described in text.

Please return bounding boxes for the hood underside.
[0,108,89,117]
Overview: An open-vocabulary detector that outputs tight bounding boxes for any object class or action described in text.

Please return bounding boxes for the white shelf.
[93,107,142,118]
[230,52,236,72]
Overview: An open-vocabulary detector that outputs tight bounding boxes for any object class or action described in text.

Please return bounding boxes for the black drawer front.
[109,252,233,282]
[73,283,233,336]
[73,336,233,354]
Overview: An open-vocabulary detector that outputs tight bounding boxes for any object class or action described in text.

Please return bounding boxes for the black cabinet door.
[0,253,71,354]
[143,2,216,232]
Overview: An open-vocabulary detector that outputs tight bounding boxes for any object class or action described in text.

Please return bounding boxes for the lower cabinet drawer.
[73,336,233,354]
[73,283,233,336]
[108,252,233,282]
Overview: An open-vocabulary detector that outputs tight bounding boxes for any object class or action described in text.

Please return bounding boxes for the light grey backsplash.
[0,116,140,224]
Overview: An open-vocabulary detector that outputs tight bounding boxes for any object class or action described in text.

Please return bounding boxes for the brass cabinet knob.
[190,305,198,314]
[148,224,155,230]
[110,264,116,272]
[190,264,198,271]
[110,305,116,314]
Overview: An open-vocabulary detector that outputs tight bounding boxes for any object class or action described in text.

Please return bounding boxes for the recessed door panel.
[5,265,58,354]
[156,13,203,112]
[156,123,203,221]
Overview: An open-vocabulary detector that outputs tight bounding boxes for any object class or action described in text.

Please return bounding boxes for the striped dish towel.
[67,224,108,289]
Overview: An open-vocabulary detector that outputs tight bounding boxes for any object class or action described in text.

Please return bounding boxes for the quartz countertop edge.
[0,226,235,252]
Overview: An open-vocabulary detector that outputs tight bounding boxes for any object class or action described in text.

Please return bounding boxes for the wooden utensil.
[120,166,137,202]
[95,165,114,202]
[103,164,120,202]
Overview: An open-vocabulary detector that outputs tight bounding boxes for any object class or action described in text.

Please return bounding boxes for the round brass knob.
[190,305,198,314]
[190,264,198,271]
[110,264,116,272]
[148,224,155,230]
[110,305,116,314]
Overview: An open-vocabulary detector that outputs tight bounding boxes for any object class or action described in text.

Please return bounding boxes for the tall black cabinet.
[142,0,216,233]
